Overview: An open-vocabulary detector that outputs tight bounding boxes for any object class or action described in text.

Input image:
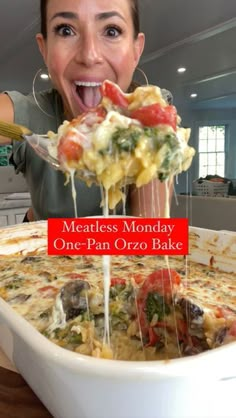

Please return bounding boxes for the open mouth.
[75,81,102,108]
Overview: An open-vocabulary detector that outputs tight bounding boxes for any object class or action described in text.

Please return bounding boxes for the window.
[198,125,226,177]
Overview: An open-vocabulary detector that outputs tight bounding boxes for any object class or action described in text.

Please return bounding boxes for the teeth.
[75,81,102,87]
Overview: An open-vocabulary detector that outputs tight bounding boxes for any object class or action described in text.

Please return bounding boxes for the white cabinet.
[0,193,30,227]
[0,215,8,227]
[0,207,27,226]
[0,171,30,226]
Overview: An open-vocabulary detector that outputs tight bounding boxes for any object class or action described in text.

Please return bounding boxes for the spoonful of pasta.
[0,80,195,209]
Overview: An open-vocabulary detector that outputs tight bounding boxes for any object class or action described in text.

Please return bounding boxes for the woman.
[0,0,168,220]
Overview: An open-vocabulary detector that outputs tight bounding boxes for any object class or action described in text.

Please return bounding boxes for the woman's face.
[37,0,145,119]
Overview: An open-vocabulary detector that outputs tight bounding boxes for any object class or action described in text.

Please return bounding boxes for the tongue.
[78,86,101,108]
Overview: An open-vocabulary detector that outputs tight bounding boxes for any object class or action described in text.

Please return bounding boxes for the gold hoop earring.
[134,67,149,85]
[32,68,54,118]
[128,67,149,92]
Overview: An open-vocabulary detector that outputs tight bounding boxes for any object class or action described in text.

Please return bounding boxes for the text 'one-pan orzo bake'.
[0,252,235,361]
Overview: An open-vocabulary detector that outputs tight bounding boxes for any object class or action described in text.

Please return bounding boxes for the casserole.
[0,222,235,418]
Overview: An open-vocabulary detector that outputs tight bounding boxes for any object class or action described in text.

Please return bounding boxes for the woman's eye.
[54,24,75,37]
[105,26,122,37]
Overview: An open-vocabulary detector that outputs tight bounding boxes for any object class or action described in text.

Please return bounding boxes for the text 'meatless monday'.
[48,218,188,256]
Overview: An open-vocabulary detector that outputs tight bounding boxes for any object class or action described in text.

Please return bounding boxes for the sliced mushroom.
[9,293,31,303]
[214,327,228,346]
[178,297,204,321]
[21,256,42,264]
[60,280,90,321]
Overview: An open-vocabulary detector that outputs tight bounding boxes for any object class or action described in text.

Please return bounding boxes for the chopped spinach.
[158,172,169,182]
[81,311,94,321]
[145,292,170,323]
[5,278,23,290]
[110,283,126,298]
[53,325,82,345]
[110,283,133,300]
[39,308,51,319]
[67,332,82,345]
[111,127,142,152]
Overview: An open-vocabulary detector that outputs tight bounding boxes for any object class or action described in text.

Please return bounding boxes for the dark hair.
[130,0,140,38]
[40,0,140,39]
[40,0,47,38]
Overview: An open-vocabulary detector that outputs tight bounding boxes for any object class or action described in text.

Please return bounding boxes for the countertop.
[0,348,52,418]
[171,194,236,231]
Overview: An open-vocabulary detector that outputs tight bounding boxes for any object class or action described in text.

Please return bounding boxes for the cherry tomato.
[146,327,160,347]
[95,105,107,120]
[38,285,58,297]
[138,269,181,300]
[133,274,144,285]
[64,273,86,280]
[130,103,177,130]
[137,269,181,337]
[110,277,126,286]
[77,107,107,127]
[176,318,192,345]
[58,131,83,164]
[215,306,234,319]
[101,80,129,108]
[229,321,236,336]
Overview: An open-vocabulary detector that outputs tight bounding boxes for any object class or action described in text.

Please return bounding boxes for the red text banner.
[48,218,189,256]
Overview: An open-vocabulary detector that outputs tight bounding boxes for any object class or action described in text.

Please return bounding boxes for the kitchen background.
[0,0,236,229]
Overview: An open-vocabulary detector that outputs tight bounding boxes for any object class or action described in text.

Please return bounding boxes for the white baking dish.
[0,222,236,418]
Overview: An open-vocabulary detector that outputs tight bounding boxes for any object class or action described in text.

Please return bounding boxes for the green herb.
[164,133,178,148]
[67,332,82,344]
[158,172,169,182]
[41,330,50,338]
[110,283,126,298]
[145,292,170,323]
[5,279,23,290]
[53,326,82,345]
[110,283,133,300]
[112,127,142,152]
[81,311,94,321]
[160,150,171,171]
[143,127,160,137]
[110,311,129,329]
[39,309,51,319]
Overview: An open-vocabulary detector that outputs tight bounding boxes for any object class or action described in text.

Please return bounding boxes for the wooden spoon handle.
[0,120,32,141]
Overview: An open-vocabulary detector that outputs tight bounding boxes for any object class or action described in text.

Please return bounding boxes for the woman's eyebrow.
[95,11,125,22]
[50,11,125,23]
[50,12,78,22]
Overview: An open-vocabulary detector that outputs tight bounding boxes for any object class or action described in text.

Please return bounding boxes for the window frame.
[195,121,230,179]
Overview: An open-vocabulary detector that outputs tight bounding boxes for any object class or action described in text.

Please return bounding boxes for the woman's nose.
[75,32,103,67]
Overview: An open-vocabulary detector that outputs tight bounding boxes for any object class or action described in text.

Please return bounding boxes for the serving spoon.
[0,120,98,181]
[0,120,138,185]
[0,120,189,189]
[0,120,60,169]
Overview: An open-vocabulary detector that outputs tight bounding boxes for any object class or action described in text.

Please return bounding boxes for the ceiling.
[1,0,236,111]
